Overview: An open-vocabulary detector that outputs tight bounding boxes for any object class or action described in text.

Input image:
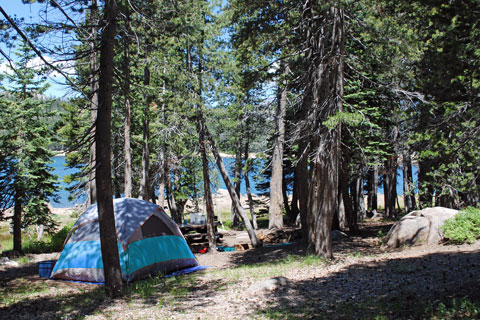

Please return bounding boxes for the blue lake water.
[49,156,418,208]
[49,156,263,208]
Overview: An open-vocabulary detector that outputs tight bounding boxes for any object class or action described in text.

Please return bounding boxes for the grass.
[259,291,480,320]
[0,223,13,252]
[442,207,480,244]
[211,254,328,284]
[216,209,269,231]
[0,279,50,306]
[0,218,74,255]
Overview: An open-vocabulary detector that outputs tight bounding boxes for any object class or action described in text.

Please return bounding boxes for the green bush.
[24,222,74,254]
[441,207,480,244]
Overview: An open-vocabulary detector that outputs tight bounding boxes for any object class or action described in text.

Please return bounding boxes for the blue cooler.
[38,260,56,278]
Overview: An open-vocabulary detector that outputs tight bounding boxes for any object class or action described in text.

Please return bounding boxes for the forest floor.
[1,220,480,319]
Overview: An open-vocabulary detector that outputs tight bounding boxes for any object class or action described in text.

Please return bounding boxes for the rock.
[383,207,459,248]
[248,276,289,293]
[371,209,384,220]
[0,257,19,267]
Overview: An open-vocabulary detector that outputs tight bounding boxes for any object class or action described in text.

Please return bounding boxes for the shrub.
[24,222,74,254]
[441,207,480,244]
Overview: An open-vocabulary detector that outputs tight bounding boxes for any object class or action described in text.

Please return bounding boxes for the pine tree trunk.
[291,176,300,220]
[112,141,122,198]
[305,5,344,258]
[340,158,358,234]
[157,163,166,207]
[204,128,260,247]
[139,63,150,201]
[95,0,123,297]
[307,134,340,258]
[402,152,416,213]
[384,155,397,218]
[201,144,216,250]
[166,165,180,223]
[13,192,23,253]
[282,174,293,222]
[157,68,167,207]
[295,138,309,242]
[268,81,287,229]
[123,27,132,198]
[244,139,257,229]
[337,184,347,230]
[367,165,378,211]
[353,170,366,220]
[231,142,242,227]
[88,0,99,206]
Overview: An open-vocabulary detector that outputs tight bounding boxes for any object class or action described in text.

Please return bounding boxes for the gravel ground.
[1,221,480,319]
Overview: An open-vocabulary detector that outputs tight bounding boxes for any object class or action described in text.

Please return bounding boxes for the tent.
[51,198,198,283]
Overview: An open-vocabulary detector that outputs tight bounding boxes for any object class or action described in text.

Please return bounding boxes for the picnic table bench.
[179,222,222,244]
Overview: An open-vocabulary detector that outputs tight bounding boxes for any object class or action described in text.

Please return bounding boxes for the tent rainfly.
[51,198,198,283]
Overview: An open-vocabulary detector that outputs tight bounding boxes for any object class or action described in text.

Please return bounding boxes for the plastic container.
[38,260,56,278]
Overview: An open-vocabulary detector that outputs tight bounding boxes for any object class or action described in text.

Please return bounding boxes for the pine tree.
[0,41,59,253]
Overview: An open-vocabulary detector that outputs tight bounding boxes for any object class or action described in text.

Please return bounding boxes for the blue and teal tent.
[51,198,198,283]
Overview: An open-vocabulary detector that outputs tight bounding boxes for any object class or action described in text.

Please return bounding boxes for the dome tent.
[51,198,197,283]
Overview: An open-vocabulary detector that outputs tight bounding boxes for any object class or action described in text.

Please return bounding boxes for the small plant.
[23,222,74,254]
[441,207,480,244]
[131,276,160,298]
[15,256,31,264]
[427,298,480,319]
[348,252,363,258]
[376,230,385,238]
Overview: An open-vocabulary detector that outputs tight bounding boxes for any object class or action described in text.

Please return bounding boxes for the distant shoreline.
[53,151,258,159]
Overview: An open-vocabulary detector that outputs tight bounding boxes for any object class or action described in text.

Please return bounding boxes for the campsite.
[1,198,480,319]
[1,0,480,319]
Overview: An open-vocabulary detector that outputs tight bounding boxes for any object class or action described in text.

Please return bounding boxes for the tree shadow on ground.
[0,262,38,283]
[252,250,480,319]
[224,221,391,267]
[0,281,105,320]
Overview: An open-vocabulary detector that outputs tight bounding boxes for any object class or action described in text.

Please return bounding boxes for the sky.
[0,1,77,98]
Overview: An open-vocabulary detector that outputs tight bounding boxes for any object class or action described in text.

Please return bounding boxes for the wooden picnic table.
[179,222,222,244]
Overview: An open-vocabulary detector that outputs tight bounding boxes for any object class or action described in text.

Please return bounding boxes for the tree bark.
[157,65,167,207]
[88,0,99,206]
[282,174,293,222]
[123,18,132,198]
[304,5,344,258]
[13,191,23,253]
[402,151,416,213]
[336,183,347,230]
[268,80,287,229]
[231,140,242,227]
[199,131,216,250]
[139,63,150,201]
[95,0,123,297]
[367,165,378,212]
[295,138,309,242]
[165,164,180,223]
[384,155,397,218]
[194,27,216,249]
[340,159,358,233]
[244,138,257,229]
[353,170,366,220]
[204,129,260,247]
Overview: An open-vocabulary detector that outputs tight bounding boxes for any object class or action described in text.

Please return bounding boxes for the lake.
[49,156,264,208]
[49,156,418,208]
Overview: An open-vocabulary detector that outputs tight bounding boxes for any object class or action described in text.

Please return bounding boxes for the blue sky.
[1,1,77,98]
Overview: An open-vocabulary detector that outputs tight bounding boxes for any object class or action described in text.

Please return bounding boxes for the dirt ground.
[1,221,480,319]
